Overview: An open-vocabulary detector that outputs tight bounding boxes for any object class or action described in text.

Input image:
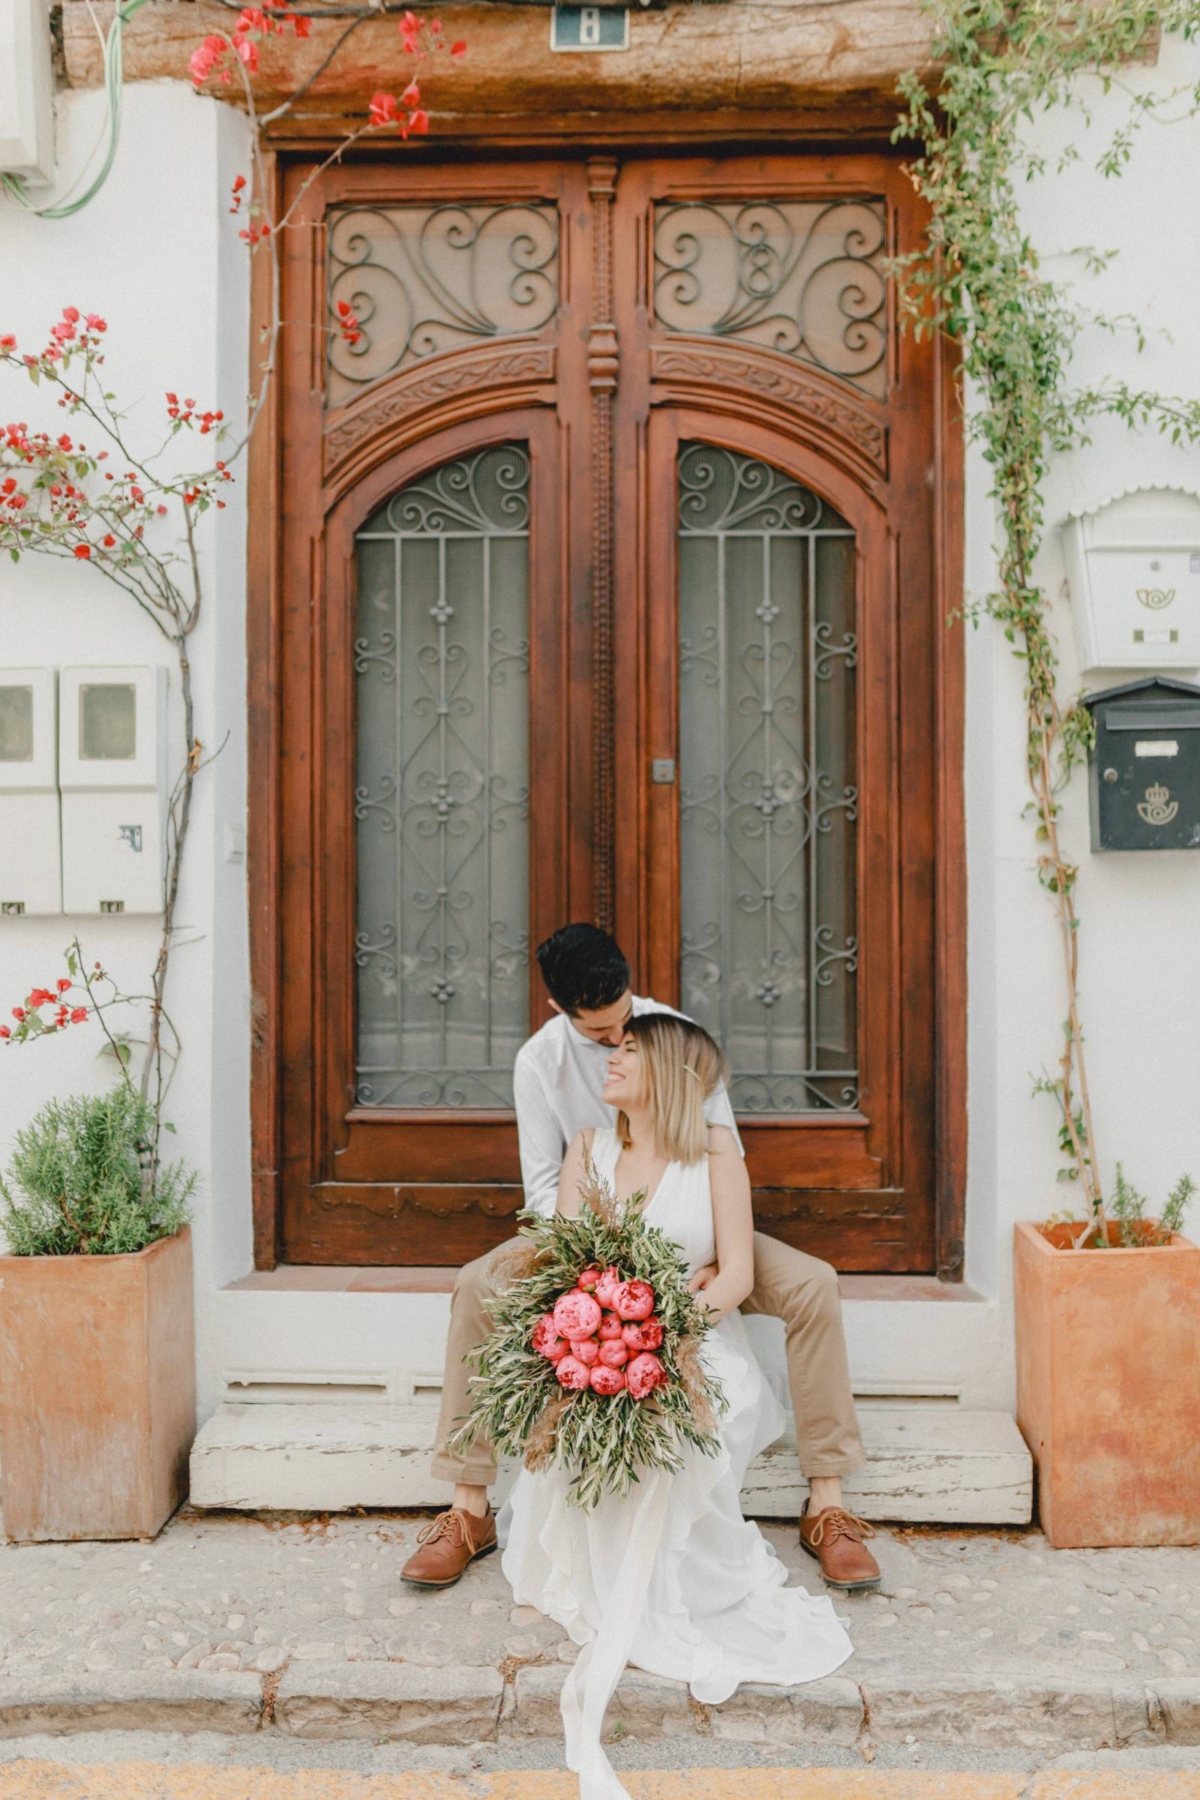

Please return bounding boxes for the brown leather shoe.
[400,1507,497,1589]
[799,1504,880,1590]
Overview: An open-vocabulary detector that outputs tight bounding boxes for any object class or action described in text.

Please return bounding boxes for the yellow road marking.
[0,1766,1197,1800]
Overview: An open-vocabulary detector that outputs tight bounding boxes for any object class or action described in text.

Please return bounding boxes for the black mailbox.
[1082,676,1200,852]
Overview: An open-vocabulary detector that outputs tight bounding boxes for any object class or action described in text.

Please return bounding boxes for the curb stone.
[274,1662,505,1744]
[858,1672,1168,1749]
[1155,1679,1200,1745]
[511,1665,863,1746]
[0,1671,263,1738]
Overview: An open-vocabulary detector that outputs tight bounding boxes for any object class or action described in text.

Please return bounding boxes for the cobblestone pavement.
[1,1509,1195,1691]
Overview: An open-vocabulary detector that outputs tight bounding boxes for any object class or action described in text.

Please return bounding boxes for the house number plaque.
[551,7,631,51]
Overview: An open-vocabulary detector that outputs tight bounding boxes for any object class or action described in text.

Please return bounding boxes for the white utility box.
[0,667,62,916]
[59,666,168,915]
[0,0,55,186]
[1062,487,1200,675]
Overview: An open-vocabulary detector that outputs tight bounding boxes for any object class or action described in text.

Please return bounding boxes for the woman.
[500,1012,853,1800]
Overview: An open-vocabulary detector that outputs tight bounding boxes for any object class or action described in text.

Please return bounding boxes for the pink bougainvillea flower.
[621,1314,664,1352]
[611,1278,655,1322]
[554,1355,591,1392]
[589,1362,626,1396]
[552,1289,602,1340]
[626,1351,668,1400]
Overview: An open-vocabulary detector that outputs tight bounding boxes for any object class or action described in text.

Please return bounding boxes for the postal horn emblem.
[1137,783,1179,826]
[1136,587,1176,610]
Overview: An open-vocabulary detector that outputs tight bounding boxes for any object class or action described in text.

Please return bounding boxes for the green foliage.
[0,1087,194,1257]
[896,0,1200,1219]
[1108,1162,1196,1246]
[448,1200,725,1512]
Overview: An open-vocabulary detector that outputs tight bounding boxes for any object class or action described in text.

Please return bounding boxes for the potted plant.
[1014,1171,1199,1550]
[0,1083,196,1542]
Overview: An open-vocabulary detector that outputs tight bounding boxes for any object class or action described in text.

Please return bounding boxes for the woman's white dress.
[499,1126,853,1800]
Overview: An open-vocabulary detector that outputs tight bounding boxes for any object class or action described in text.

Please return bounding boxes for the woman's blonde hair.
[617,1012,728,1164]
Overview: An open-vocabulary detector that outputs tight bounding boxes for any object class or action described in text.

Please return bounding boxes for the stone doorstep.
[0,1663,1197,1750]
[189,1404,1033,1526]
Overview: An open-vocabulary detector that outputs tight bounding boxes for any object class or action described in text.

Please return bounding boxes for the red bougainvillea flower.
[56,978,71,993]
[621,1314,664,1353]
[69,1007,88,1025]
[369,91,400,128]
[27,988,56,1008]
[554,1355,591,1392]
[0,1027,10,1041]
[450,39,466,59]
[73,543,91,559]
[0,334,16,353]
[589,1362,626,1396]
[626,1351,668,1400]
[611,1278,655,1322]
[408,109,429,135]
[334,299,362,347]
[230,174,247,214]
[597,1337,628,1369]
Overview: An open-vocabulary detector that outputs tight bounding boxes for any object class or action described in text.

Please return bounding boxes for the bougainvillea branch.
[0,11,464,1195]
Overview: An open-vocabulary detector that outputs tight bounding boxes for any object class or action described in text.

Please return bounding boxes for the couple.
[403,925,876,1793]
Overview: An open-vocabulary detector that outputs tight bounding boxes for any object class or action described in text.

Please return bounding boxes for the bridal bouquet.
[448,1157,725,1510]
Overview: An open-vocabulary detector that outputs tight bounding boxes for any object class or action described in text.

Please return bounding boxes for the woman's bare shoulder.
[706,1124,739,1157]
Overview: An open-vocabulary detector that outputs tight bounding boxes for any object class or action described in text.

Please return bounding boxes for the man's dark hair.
[536,924,631,1015]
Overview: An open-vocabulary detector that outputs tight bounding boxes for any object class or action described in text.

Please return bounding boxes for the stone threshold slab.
[190,1404,1033,1525]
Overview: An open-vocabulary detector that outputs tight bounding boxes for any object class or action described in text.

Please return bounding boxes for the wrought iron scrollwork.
[654,199,887,398]
[677,444,860,1114]
[327,204,560,407]
[354,444,532,1110]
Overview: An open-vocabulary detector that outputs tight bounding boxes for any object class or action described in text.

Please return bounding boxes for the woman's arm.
[555,1129,593,1219]
[693,1126,755,1324]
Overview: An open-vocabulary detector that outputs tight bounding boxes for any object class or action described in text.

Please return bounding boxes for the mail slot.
[1082,676,1200,851]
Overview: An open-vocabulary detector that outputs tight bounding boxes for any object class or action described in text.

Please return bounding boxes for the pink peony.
[593,1265,623,1309]
[598,1337,629,1369]
[570,1336,600,1366]
[577,1265,603,1291]
[532,1313,569,1361]
[621,1315,664,1353]
[611,1279,656,1322]
[626,1351,668,1400]
[555,1355,592,1391]
[553,1289,602,1340]
[597,1311,625,1342]
[589,1362,627,1396]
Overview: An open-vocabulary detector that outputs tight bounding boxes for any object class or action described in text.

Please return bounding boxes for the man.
[401,923,879,1592]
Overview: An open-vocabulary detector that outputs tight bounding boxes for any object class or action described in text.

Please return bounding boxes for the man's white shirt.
[513,995,741,1217]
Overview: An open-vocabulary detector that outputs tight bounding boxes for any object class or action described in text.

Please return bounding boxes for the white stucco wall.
[2,42,1198,1434]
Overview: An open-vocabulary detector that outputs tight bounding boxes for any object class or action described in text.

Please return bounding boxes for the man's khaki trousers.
[430,1231,865,1488]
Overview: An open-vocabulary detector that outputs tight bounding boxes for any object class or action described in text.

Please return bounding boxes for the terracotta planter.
[1014,1220,1200,1548]
[0,1228,196,1542]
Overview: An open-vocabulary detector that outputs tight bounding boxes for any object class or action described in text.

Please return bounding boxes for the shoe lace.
[415,1509,485,1554]
[807,1507,876,1547]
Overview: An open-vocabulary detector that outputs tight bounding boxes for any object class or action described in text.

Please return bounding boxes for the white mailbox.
[59,666,168,915]
[1062,487,1200,675]
[0,668,61,916]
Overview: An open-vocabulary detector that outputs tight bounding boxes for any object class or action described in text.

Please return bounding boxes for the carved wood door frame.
[250,146,965,1274]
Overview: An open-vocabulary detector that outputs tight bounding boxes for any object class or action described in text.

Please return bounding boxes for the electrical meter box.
[59,666,168,914]
[1082,676,1200,852]
[1062,488,1200,675]
[0,668,62,915]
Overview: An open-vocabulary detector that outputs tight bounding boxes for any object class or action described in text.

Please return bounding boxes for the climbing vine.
[895,0,1200,1229]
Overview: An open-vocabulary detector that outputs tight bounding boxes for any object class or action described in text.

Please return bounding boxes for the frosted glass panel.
[0,686,33,761]
[677,443,858,1113]
[354,445,531,1108]
[79,684,136,760]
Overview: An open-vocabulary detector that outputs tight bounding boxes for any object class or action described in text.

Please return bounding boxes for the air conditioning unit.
[0,0,55,186]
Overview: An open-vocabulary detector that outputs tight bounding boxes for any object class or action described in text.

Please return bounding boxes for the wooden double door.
[259,147,962,1273]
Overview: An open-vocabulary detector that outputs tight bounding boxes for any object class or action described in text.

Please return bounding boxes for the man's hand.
[689,1264,718,1295]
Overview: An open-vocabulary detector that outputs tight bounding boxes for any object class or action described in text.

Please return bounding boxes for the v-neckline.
[611,1145,674,1217]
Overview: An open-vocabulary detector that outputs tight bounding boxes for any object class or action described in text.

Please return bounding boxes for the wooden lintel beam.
[62,0,939,138]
